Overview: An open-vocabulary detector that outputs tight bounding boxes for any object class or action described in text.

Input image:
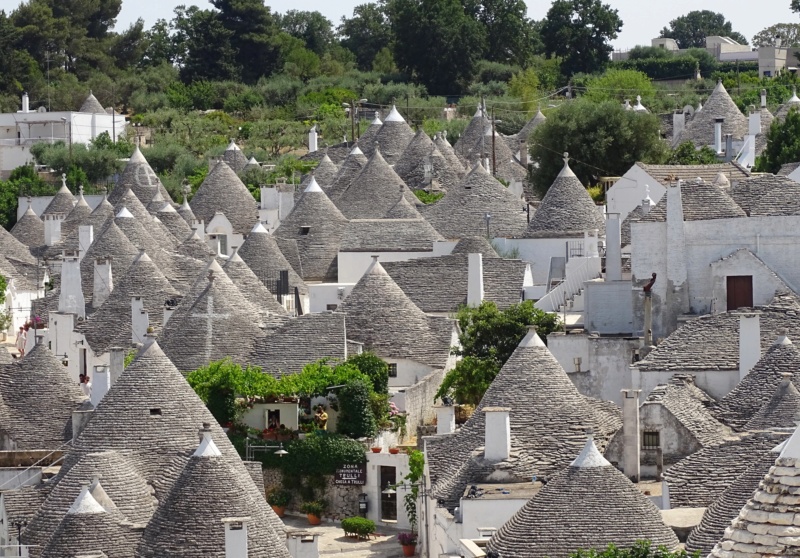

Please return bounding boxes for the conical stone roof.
[23,450,156,555]
[59,190,92,242]
[470,127,527,183]
[301,154,338,189]
[109,146,171,206]
[0,224,36,264]
[427,329,622,509]
[394,130,459,191]
[336,148,421,219]
[176,230,215,260]
[355,112,383,157]
[326,146,368,201]
[435,131,468,173]
[79,91,106,114]
[713,334,800,430]
[743,373,800,431]
[487,435,679,558]
[708,426,800,558]
[384,194,425,219]
[10,202,44,248]
[79,220,140,305]
[454,105,490,163]
[157,261,264,373]
[222,140,248,173]
[422,162,528,239]
[372,105,415,164]
[675,81,749,147]
[686,442,785,555]
[238,223,308,296]
[42,179,76,216]
[190,161,258,235]
[156,203,193,241]
[451,236,499,257]
[137,429,290,557]
[76,251,179,353]
[146,188,168,214]
[0,343,86,449]
[222,248,288,322]
[517,109,546,143]
[113,208,168,259]
[273,177,349,281]
[177,198,195,224]
[113,188,176,250]
[337,258,453,367]
[525,156,605,238]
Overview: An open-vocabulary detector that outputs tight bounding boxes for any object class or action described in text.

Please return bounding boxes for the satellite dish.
[37,106,47,113]
[682,105,695,117]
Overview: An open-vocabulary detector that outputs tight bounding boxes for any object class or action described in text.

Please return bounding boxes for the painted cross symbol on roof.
[191,295,230,363]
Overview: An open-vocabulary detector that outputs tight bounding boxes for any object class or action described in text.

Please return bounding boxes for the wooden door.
[727,276,753,310]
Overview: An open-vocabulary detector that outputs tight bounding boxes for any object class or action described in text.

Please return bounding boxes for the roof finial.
[61,173,67,188]
[79,184,84,196]
[563,152,569,166]
[27,195,32,209]
[374,141,380,154]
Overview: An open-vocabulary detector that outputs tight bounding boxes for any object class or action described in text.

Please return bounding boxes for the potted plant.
[371,446,382,453]
[398,532,417,556]
[389,447,400,455]
[262,428,277,441]
[267,489,291,518]
[300,501,326,525]
[277,426,293,442]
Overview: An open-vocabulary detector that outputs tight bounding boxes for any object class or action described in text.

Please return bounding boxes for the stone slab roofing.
[743,375,800,434]
[340,219,444,252]
[42,180,76,216]
[11,204,45,248]
[79,92,105,114]
[664,429,790,508]
[421,163,528,239]
[525,157,605,238]
[708,430,800,558]
[427,330,622,510]
[487,437,679,558]
[249,312,347,377]
[434,131,468,174]
[221,249,288,323]
[451,236,499,257]
[393,130,460,192]
[774,88,800,122]
[382,254,528,313]
[76,252,179,354]
[372,106,415,164]
[730,174,798,216]
[325,146,368,201]
[516,109,546,143]
[713,335,800,430]
[674,81,749,147]
[300,153,338,189]
[453,108,489,163]
[273,178,349,282]
[0,343,86,449]
[109,146,171,206]
[355,114,383,158]
[237,223,308,296]
[635,162,750,187]
[222,140,248,173]
[686,445,781,555]
[335,148,421,219]
[336,258,454,368]
[190,161,258,235]
[157,261,264,374]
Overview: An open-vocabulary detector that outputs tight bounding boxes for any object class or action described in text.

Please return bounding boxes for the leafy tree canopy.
[540,0,622,77]
[752,23,800,47]
[755,107,800,173]
[667,142,719,165]
[583,68,655,105]
[339,3,394,71]
[435,300,561,405]
[659,10,748,49]
[529,99,668,196]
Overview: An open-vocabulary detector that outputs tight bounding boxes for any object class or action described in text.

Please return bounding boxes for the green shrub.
[259,431,366,476]
[342,517,376,538]
[300,500,327,516]
[414,190,444,204]
[337,379,378,439]
[267,488,292,507]
[347,352,389,394]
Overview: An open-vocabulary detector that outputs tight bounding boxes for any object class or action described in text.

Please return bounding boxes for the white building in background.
[0,92,126,178]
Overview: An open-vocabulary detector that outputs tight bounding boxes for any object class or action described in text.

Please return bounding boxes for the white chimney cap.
[194,429,222,457]
[251,222,268,234]
[68,485,106,515]
[304,175,323,193]
[385,105,405,122]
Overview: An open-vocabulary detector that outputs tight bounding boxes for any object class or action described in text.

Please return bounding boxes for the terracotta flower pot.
[389,448,400,455]
[307,513,321,525]
[402,543,416,557]
[271,505,286,518]
[371,447,382,453]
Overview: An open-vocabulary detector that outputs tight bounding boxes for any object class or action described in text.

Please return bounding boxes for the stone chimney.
[749,108,762,136]
[606,213,622,281]
[59,250,85,318]
[72,408,93,439]
[223,517,250,558]
[621,389,641,482]
[90,364,110,407]
[109,347,125,384]
[21,92,29,113]
[131,297,148,344]
[724,134,733,162]
[93,257,113,308]
[518,140,528,167]
[761,89,768,109]
[483,407,511,461]
[191,219,205,238]
[163,301,177,326]
[435,405,456,435]
[78,225,93,262]
[308,125,318,153]
[641,196,652,216]
[739,312,761,381]
[44,213,65,246]
[467,253,484,307]
[672,111,685,144]
[714,118,724,154]
[286,528,320,558]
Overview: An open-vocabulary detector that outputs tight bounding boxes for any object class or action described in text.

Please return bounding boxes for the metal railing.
[535,257,601,313]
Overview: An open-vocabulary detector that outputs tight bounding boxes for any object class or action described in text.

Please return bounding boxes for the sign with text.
[334,463,367,486]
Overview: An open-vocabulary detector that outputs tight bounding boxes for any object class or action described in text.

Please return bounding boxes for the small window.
[642,431,660,449]
[388,363,398,378]
[326,304,338,311]
[149,408,162,416]
[218,234,228,255]
[300,226,311,235]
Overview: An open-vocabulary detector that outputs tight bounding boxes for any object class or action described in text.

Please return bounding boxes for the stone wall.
[262,468,363,520]
[403,366,446,436]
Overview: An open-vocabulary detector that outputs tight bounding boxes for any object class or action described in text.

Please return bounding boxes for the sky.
[0,0,796,51]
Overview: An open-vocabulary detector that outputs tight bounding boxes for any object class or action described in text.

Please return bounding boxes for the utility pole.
[491,106,497,177]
